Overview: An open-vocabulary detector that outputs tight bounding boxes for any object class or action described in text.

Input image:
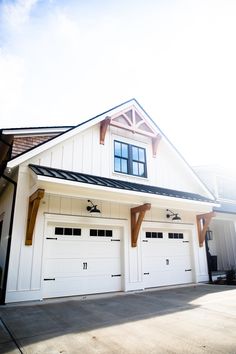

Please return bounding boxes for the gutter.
[0,175,17,305]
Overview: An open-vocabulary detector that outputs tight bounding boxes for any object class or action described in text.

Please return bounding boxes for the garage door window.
[90,229,113,237]
[146,232,163,239]
[55,227,81,236]
[168,233,184,239]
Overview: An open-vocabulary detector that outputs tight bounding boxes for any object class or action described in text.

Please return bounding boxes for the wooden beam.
[25,189,45,246]
[196,212,216,247]
[131,203,151,247]
[152,134,162,157]
[100,117,111,144]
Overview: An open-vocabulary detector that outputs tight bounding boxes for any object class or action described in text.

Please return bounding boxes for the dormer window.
[114,140,147,177]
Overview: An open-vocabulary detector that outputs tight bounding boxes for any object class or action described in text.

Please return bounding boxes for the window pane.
[106,230,113,237]
[121,159,128,173]
[132,146,139,160]
[115,157,121,172]
[64,228,72,235]
[55,227,63,235]
[132,161,139,175]
[114,141,121,156]
[98,230,105,236]
[73,228,81,236]
[138,163,144,177]
[139,148,145,162]
[90,229,97,236]
[146,232,151,238]
[122,144,128,158]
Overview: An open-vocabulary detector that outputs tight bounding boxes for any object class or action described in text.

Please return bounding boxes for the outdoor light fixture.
[206,228,213,241]
[166,209,181,221]
[87,200,101,213]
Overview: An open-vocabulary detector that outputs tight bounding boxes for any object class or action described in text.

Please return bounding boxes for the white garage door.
[43,223,122,298]
[142,229,193,288]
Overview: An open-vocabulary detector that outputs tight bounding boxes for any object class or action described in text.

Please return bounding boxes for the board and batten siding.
[24,123,210,197]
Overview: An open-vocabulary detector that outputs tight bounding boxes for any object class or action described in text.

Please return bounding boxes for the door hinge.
[111,239,120,242]
[183,241,189,243]
[46,237,57,240]
[44,278,55,281]
[144,272,150,275]
[111,274,121,277]
[185,269,192,272]
[142,240,148,242]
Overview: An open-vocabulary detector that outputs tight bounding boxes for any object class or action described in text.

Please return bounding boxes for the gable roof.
[29,164,216,204]
[5,98,215,200]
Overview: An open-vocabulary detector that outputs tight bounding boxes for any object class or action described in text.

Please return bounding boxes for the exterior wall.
[25,124,210,197]
[0,183,14,287]
[5,165,209,303]
[209,218,236,270]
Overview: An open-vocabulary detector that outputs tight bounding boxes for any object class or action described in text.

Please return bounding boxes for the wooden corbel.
[25,189,45,246]
[152,134,162,157]
[196,212,216,247]
[131,203,151,247]
[100,117,111,144]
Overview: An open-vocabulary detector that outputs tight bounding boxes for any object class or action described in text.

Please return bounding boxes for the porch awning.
[29,164,216,204]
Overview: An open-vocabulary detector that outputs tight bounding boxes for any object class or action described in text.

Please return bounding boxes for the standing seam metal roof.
[29,164,216,204]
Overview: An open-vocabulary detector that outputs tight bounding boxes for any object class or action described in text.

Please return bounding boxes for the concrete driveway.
[0,284,236,354]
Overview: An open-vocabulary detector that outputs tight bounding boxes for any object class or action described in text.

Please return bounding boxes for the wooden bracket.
[196,212,216,247]
[152,134,162,157]
[131,203,151,247]
[25,189,45,246]
[100,117,111,144]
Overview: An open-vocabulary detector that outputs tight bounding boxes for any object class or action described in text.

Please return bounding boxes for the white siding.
[25,123,211,198]
[0,183,14,287]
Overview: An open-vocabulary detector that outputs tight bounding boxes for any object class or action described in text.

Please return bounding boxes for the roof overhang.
[29,167,219,213]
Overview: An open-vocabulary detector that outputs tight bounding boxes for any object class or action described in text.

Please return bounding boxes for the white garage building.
[0,99,217,303]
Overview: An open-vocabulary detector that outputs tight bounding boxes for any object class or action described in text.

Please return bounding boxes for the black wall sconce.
[87,200,101,213]
[166,209,181,221]
[206,228,213,241]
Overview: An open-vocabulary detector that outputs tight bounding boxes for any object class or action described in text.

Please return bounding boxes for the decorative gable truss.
[100,107,162,157]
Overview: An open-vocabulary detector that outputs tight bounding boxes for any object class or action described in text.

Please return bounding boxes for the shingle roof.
[29,164,216,204]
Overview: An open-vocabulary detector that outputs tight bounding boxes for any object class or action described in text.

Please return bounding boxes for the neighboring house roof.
[214,202,236,214]
[1,125,74,159]
[29,164,216,204]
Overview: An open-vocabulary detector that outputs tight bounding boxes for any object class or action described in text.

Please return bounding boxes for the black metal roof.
[29,164,216,204]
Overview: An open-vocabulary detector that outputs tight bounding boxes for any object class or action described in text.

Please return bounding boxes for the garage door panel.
[45,240,120,259]
[44,257,121,278]
[43,275,122,298]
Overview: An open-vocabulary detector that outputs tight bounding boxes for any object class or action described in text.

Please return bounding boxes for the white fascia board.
[36,175,219,210]
[2,127,71,135]
[6,100,141,169]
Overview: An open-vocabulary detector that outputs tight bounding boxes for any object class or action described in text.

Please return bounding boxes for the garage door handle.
[44,278,55,281]
[144,272,149,275]
[185,269,192,272]
[46,237,57,240]
[111,274,121,277]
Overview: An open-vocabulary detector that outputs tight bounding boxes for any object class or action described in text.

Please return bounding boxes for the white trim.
[36,174,219,209]
[2,127,72,136]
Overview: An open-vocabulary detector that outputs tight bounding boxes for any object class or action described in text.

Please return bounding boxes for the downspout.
[0,174,17,304]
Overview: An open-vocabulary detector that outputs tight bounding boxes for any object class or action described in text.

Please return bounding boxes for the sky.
[1,0,236,171]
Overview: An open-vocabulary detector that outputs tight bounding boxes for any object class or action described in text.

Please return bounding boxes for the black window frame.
[114,140,147,178]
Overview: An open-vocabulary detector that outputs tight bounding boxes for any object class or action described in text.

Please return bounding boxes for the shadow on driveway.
[0,284,236,353]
